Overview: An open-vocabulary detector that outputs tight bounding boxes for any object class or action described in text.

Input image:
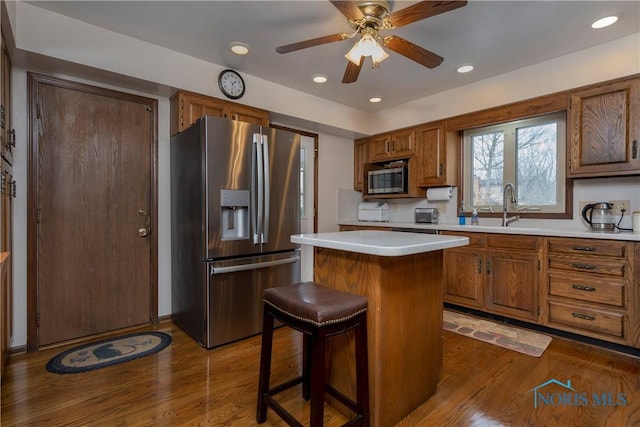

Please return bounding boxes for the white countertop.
[291,230,469,256]
[339,221,640,242]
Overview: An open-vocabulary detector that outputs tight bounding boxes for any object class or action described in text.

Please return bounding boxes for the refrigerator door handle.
[261,134,270,243]
[252,133,261,245]
[210,255,301,275]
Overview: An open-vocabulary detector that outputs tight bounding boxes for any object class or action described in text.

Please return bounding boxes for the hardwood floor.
[1,320,639,426]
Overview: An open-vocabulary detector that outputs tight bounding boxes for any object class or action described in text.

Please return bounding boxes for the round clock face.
[218,69,245,99]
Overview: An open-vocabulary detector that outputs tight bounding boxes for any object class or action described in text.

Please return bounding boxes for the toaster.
[415,208,439,224]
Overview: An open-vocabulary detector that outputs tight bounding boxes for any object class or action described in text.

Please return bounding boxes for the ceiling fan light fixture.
[229,42,250,55]
[345,31,389,66]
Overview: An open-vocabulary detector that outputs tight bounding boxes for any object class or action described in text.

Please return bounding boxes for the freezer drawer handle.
[210,255,300,275]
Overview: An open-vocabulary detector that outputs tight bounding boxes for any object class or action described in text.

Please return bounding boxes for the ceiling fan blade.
[330,1,363,21]
[390,1,468,28]
[342,57,365,84]
[276,33,347,54]
[384,36,443,69]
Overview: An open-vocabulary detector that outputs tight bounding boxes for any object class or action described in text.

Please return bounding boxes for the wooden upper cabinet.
[353,137,368,191]
[569,77,640,177]
[170,90,269,135]
[230,104,270,126]
[368,128,416,162]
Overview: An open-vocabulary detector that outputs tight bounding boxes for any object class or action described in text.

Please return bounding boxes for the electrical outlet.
[610,200,630,216]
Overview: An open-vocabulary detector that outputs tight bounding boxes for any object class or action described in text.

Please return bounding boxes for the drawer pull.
[571,263,597,270]
[572,284,596,292]
[572,246,595,252]
[571,312,596,321]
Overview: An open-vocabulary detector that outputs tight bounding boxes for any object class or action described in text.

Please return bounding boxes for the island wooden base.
[313,247,443,427]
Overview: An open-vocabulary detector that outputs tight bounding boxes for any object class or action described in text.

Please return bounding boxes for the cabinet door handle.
[477,259,482,274]
[571,312,596,321]
[572,246,595,252]
[633,140,638,159]
[572,284,596,292]
[486,260,491,275]
[571,263,597,270]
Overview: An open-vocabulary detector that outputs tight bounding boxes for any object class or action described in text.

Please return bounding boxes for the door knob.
[138,228,149,237]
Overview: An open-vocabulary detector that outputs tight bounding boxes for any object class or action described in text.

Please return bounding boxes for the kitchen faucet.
[502,183,519,226]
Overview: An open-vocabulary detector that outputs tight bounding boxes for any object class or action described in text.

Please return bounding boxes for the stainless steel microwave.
[368,166,407,194]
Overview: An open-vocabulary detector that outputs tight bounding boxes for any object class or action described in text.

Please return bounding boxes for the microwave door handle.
[261,134,270,244]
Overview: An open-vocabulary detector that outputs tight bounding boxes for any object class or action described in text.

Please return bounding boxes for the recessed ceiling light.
[457,65,474,73]
[229,42,250,55]
[592,16,618,29]
[312,74,328,83]
[369,97,382,103]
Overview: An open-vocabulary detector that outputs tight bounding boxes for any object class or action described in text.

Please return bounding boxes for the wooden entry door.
[28,74,158,349]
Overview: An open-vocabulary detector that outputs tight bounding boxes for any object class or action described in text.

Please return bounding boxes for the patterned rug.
[443,310,551,357]
[46,332,172,374]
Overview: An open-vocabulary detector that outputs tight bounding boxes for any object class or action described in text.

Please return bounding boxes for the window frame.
[462,111,567,216]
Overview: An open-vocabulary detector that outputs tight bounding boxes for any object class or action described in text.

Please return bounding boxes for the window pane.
[471,132,504,206]
[516,123,557,206]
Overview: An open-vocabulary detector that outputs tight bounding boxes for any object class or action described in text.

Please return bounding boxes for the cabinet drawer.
[487,235,539,251]
[548,273,625,307]
[441,232,484,247]
[547,238,627,258]
[547,300,625,339]
[548,256,626,277]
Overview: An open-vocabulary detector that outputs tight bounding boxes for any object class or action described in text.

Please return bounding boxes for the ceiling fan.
[276,1,468,83]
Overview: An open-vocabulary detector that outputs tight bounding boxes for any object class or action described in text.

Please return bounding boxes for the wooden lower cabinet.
[442,232,542,323]
[543,237,637,347]
[442,233,484,309]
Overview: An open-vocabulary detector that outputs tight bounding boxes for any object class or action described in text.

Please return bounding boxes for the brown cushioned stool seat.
[256,281,370,427]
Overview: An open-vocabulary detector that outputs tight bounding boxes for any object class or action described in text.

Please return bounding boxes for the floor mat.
[443,310,551,357]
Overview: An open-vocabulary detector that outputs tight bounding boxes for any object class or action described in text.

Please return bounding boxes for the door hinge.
[36,208,41,224]
[36,313,40,328]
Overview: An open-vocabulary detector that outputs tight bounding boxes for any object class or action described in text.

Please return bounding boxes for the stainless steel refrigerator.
[170,115,301,348]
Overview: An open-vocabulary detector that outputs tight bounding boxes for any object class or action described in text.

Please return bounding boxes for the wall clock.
[218,69,245,100]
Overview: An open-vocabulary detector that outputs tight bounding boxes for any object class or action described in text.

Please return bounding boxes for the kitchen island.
[290,230,468,427]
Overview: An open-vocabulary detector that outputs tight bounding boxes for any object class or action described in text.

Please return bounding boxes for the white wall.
[4,2,640,348]
[317,134,355,233]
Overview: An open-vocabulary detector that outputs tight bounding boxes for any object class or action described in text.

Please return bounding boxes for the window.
[462,112,566,214]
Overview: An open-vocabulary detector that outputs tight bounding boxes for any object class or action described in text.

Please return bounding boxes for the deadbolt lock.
[138,228,149,237]
[138,208,147,216]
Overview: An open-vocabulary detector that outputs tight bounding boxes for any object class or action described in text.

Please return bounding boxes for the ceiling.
[26,1,640,113]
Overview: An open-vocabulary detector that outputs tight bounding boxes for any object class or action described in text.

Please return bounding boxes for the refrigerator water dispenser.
[220,189,249,240]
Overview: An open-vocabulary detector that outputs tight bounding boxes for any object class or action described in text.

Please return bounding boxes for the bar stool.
[256,281,370,427]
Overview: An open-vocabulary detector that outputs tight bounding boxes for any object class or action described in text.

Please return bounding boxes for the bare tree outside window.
[471,131,504,206]
[517,123,557,206]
